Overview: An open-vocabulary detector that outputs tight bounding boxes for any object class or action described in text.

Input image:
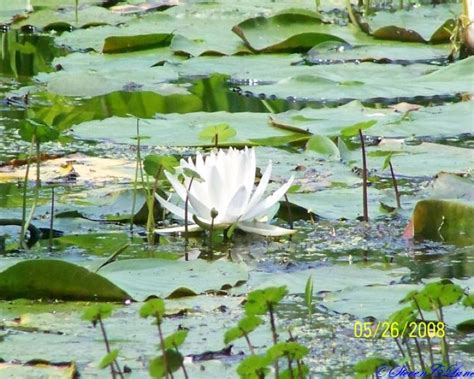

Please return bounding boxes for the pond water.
[0,1,473,378]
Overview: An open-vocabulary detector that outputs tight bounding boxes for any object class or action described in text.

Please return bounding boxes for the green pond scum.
[0,0,473,377]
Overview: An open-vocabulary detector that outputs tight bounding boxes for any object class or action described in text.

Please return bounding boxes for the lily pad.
[363,4,459,43]
[233,264,409,295]
[271,100,474,139]
[221,56,474,102]
[365,140,474,178]
[38,53,180,97]
[324,281,473,328]
[0,360,78,378]
[14,5,126,30]
[103,33,174,54]
[55,8,250,55]
[232,11,349,53]
[73,112,303,147]
[306,42,450,65]
[411,199,474,246]
[99,258,248,300]
[0,259,130,301]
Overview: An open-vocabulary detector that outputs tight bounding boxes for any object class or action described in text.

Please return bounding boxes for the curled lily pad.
[361,3,459,43]
[232,11,349,53]
[0,260,130,301]
[411,200,474,245]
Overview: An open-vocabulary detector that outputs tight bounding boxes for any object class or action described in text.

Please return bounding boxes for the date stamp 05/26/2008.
[353,320,446,339]
[352,321,474,378]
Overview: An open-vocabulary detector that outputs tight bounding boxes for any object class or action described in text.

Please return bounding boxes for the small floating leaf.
[99,350,120,369]
[198,123,236,144]
[245,286,288,315]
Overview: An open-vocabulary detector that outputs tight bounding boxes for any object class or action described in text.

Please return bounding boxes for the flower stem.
[147,167,162,247]
[358,129,369,222]
[413,337,426,373]
[388,161,401,208]
[98,316,124,379]
[48,187,54,252]
[436,304,450,365]
[209,217,214,256]
[19,135,35,249]
[287,355,294,379]
[284,194,293,230]
[184,177,195,261]
[130,118,142,235]
[413,298,434,367]
[268,303,279,378]
[242,331,255,355]
[156,318,169,379]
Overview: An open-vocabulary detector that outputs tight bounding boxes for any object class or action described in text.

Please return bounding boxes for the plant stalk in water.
[48,187,54,252]
[155,316,170,379]
[147,167,162,246]
[98,316,124,379]
[358,129,369,222]
[413,298,434,366]
[184,176,195,261]
[208,208,218,255]
[21,138,41,249]
[436,303,450,365]
[389,161,401,208]
[20,135,35,248]
[268,303,279,379]
[130,119,144,235]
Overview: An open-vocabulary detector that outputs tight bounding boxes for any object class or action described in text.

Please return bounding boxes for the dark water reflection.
[0,30,66,79]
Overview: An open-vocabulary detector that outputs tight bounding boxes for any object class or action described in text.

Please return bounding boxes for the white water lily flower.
[155,147,295,236]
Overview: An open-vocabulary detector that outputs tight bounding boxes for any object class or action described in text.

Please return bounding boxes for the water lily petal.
[164,171,187,203]
[208,163,224,212]
[243,161,272,217]
[155,224,202,234]
[224,185,248,222]
[243,176,294,221]
[155,193,193,221]
[188,191,212,222]
[195,151,205,173]
[237,221,296,236]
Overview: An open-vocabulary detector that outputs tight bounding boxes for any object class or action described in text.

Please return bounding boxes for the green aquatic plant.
[353,280,473,377]
[230,286,309,378]
[198,123,236,148]
[304,276,314,318]
[82,304,124,379]
[18,118,59,249]
[143,154,179,246]
[140,299,188,379]
[382,153,401,209]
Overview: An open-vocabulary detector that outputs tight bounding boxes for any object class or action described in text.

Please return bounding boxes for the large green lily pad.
[363,3,459,43]
[324,280,473,328]
[306,42,450,64]
[99,258,248,300]
[14,5,126,30]
[412,200,474,246]
[54,7,250,55]
[271,100,473,139]
[0,260,130,301]
[365,140,474,178]
[38,50,180,97]
[233,263,409,295]
[210,56,474,102]
[232,11,349,53]
[73,112,303,147]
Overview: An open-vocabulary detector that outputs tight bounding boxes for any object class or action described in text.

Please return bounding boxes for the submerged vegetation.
[0,0,473,377]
